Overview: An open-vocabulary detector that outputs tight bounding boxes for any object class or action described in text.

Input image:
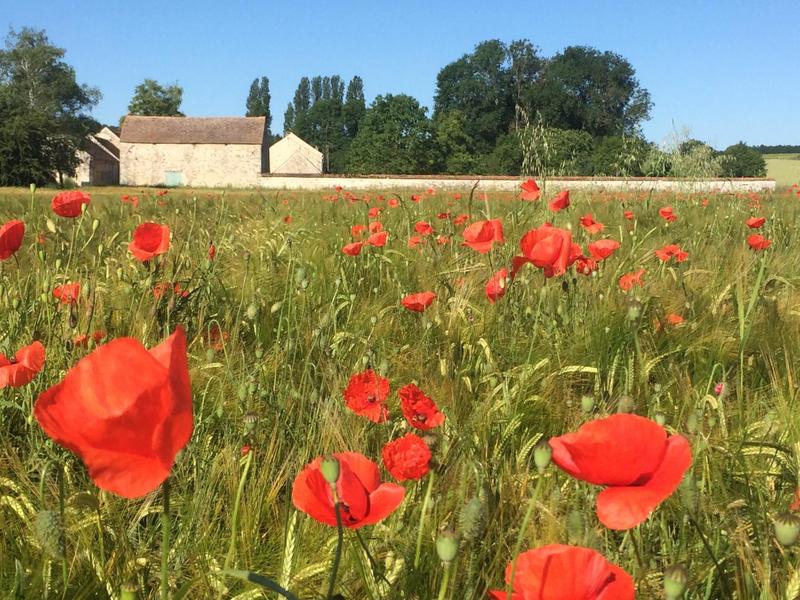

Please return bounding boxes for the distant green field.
[764,153,800,187]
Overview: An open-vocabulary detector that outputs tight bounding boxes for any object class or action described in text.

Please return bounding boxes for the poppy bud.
[617,395,634,414]
[679,473,699,514]
[627,299,642,322]
[774,513,800,546]
[46,219,56,234]
[435,530,459,563]
[120,583,139,600]
[243,413,257,435]
[30,183,36,194]
[92,219,100,233]
[580,395,595,413]
[663,564,689,599]
[655,413,666,426]
[55,258,61,270]
[320,456,340,485]
[255,348,264,359]
[458,496,487,544]
[686,411,699,434]
[533,440,552,473]
[12,298,20,310]
[34,509,64,559]
[566,509,585,544]
[246,303,258,320]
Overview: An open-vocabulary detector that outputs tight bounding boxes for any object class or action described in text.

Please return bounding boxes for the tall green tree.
[528,46,652,137]
[245,76,272,132]
[343,76,366,138]
[346,94,440,174]
[434,40,516,155]
[128,79,183,116]
[721,142,767,177]
[0,27,100,185]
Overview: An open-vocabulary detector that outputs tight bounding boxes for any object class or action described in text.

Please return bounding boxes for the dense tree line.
[0,28,773,184]
[753,145,800,154]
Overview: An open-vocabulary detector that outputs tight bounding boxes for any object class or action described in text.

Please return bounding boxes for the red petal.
[595,434,692,529]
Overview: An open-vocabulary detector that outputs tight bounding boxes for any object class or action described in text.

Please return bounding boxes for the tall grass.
[1,185,799,598]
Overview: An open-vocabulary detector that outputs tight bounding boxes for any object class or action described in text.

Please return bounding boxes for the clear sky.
[2,0,797,148]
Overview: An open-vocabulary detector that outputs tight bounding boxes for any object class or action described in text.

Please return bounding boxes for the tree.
[721,142,767,177]
[346,94,440,174]
[528,46,652,137]
[343,76,366,138]
[128,79,183,116]
[434,40,516,155]
[245,76,272,132]
[0,27,100,185]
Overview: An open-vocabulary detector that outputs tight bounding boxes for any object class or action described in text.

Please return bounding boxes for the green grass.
[764,153,800,187]
[1,185,800,598]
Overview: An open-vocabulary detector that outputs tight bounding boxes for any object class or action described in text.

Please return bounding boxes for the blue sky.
[2,0,797,148]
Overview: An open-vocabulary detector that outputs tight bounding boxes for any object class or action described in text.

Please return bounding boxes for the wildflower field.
[2,182,800,599]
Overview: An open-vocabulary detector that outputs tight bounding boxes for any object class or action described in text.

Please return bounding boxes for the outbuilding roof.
[120,115,267,145]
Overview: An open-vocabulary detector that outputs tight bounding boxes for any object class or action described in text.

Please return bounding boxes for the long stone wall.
[120,143,262,187]
[257,174,776,193]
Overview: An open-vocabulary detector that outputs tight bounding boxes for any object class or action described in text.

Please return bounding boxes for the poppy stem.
[506,474,544,599]
[326,501,344,600]
[58,465,68,597]
[224,448,254,571]
[436,562,451,600]
[414,472,436,569]
[161,478,170,600]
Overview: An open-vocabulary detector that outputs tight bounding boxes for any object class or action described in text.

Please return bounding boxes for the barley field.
[1,182,800,599]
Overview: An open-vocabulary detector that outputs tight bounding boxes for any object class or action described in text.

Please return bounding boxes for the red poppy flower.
[0,220,25,260]
[351,224,367,238]
[204,324,228,350]
[283,215,292,224]
[387,198,399,207]
[747,234,772,250]
[343,369,390,422]
[579,214,605,235]
[73,331,107,348]
[207,243,216,260]
[548,189,570,212]
[550,414,691,529]
[0,341,45,388]
[34,327,192,498]
[51,190,90,218]
[382,433,431,481]
[437,212,451,220]
[485,268,510,303]
[587,239,620,261]
[129,222,170,262]
[746,217,766,229]
[461,219,504,254]
[292,452,405,528]
[655,244,689,263]
[369,221,383,234]
[368,207,381,219]
[513,224,578,278]
[665,313,685,326]
[401,291,436,313]
[153,281,171,300]
[436,235,449,246]
[410,194,421,203]
[342,241,363,256]
[658,206,677,222]
[367,231,388,247]
[618,269,645,291]
[399,383,445,430]
[489,544,634,600]
[575,255,598,276]
[415,221,434,236]
[623,210,634,221]
[452,214,469,226]
[53,282,81,305]
[407,235,424,249]
[519,178,541,201]
[426,187,435,195]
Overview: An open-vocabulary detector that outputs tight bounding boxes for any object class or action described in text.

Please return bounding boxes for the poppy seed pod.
[533,440,552,473]
[617,395,634,414]
[458,496,486,544]
[320,456,340,485]
[435,530,459,563]
[663,564,689,599]
[580,395,595,413]
[34,509,64,559]
[774,512,800,546]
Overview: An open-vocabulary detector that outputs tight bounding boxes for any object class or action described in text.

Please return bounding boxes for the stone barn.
[119,115,268,187]
[269,132,323,174]
[76,126,120,186]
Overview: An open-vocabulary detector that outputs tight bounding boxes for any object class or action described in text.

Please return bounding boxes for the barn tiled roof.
[120,116,267,145]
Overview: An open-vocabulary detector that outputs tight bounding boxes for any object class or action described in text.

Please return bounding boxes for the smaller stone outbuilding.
[76,127,120,186]
[120,116,268,187]
[269,133,323,174]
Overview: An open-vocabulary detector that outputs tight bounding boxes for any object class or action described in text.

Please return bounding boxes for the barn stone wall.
[120,143,262,187]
